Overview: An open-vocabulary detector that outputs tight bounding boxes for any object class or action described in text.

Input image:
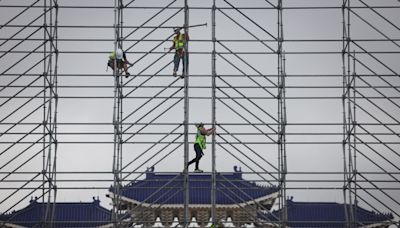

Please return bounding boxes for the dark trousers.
[173,52,186,73]
[188,143,203,170]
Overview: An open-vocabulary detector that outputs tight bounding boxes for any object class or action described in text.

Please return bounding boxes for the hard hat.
[174,27,181,33]
[116,49,123,60]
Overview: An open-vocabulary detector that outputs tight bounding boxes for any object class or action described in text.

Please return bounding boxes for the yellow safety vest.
[173,34,186,50]
[195,127,206,150]
[109,51,118,60]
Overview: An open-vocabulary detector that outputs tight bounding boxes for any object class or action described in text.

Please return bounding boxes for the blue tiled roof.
[0,197,112,227]
[260,198,394,227]
[115,166,279,206]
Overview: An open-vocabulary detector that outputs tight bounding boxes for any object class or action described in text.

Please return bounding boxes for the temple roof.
[260,198,394,227]
[0,197,112,228]
[114,166,279,207]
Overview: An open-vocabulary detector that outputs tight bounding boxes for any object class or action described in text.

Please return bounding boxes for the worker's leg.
[193,143,203,170]
[123,62,130,76]
[173,52,181,75]
[188,143,203,170]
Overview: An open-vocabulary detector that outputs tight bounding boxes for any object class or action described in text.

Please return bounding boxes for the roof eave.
[361,220,394,228]
[109,191,279,209]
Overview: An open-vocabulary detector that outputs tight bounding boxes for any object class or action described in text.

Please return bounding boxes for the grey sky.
[1,0,399,223]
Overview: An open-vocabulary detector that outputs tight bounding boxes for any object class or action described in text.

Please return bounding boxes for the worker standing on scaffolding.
[169,26,189,78]
[187,123,216,173]
[107,48,132,78]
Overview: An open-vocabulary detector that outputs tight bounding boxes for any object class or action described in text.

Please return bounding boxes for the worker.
[169,26,189,78]
[187,123,216,173]
[107,48,131,77]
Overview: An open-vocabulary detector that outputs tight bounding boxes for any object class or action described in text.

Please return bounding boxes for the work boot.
[173,71,177,77]
[194,169,203,173]
[125,72,130,78]
[180,74,184,79]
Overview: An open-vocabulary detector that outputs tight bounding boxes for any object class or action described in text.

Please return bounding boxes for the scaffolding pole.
[211,0,217,227]
[111,0,124,227]
[343,0,357,227]
[42,0,58,227]
[1,1,400,227]
[183,0,190,227]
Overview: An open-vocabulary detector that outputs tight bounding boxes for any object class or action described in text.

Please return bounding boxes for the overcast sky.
[1,0,400,222]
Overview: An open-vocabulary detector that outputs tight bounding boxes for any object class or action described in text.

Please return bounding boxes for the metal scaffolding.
[1,0,399,227]
[0,0,58,227]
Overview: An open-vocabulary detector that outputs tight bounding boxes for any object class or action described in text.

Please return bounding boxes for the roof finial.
[147,166,155,172]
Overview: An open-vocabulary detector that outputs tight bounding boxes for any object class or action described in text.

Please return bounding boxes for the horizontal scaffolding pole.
[0,122,398,126]
[2,96,400,99]
[0,141,399,144]
[2,132,397,136]
[1,171,399,175]
[1,179,398,183]
[2,5,400,10]
[1,73,399,78]
[0,187,399,190]
[3,38,400,42]
[3,85,400,89]
[3,50,400,55]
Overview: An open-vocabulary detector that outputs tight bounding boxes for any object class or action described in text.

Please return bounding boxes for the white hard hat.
[174,27,181,33]
[116,49,123,60]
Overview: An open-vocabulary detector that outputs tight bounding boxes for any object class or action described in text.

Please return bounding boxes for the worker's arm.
[199,127,208,135]
[200,127,215,136]
[185,30,189,41]
[123,53,132,65]
[206,127,215,136]
[169,41,175,51]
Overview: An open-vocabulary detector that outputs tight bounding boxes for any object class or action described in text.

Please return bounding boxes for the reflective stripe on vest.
[195,128,206,150]
[173,34,185,50]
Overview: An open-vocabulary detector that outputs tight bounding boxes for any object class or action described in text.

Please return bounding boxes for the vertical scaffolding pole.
[183,0,190,226]
[112,0,124,227]
[43,0,58,226]
[50,1,59,225]
[277,0,287,227]
[211,0,217,226]
[341,0,349,226]
[342,0,356,227]
[351,50,358,227]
